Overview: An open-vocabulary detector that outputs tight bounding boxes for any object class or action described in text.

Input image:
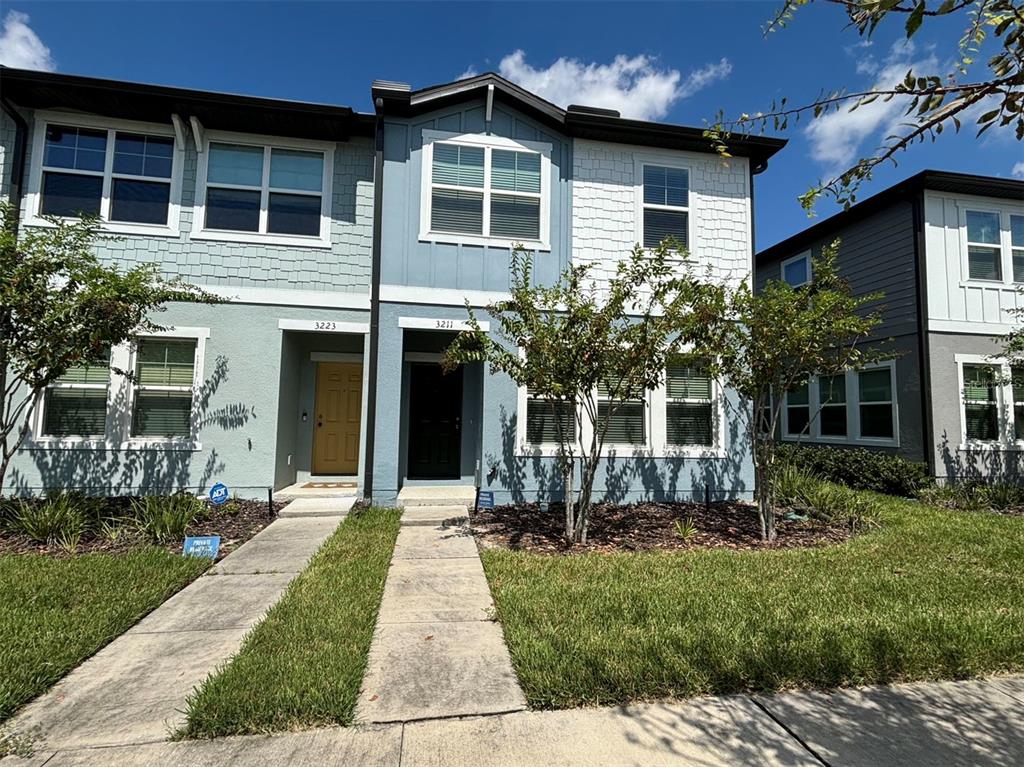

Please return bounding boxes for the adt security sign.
[209,482,230,506]
[183,535,221,559]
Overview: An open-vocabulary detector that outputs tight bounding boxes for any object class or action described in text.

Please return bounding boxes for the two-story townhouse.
[368,73,785,506]
[755,171,1024,483]
[0,68,377,498]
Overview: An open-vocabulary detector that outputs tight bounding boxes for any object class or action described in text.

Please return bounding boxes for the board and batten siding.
[924,189,1024,334]
[12,109,375,298]
[757,200,919,338]
[572,139,751,290]
[379,99,571,299]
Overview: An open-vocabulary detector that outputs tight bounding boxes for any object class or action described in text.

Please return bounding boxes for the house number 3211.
[435,319,455,329]
[314,321,337,331]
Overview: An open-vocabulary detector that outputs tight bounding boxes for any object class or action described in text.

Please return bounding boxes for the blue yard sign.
[183,535,221,559]
[477,490,494,510]
[208,482,229,506]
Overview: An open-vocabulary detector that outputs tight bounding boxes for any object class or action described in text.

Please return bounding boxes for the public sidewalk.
[5,500,349,753]
[6,676,1023,766]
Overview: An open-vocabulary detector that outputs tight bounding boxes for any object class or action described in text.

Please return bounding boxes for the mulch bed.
[472,501,853,554]
[0,498,287,560]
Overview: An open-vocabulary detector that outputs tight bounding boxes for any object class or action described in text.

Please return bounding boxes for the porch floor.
[397,485,477,508]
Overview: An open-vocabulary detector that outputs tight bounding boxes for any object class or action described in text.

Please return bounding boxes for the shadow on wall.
[939,430,1024,484]
[483,405,751,504]
[8,355,254,496]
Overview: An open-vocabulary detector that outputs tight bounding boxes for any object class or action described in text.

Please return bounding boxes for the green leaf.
[905,2,925,37]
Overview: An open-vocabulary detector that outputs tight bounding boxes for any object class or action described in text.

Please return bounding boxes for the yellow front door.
[313,362,362,475]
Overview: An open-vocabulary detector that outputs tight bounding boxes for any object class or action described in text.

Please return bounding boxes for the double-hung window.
[781,251,812,287]
[858,368,894,439]
[966,210,1003,281]
[424,134,546,246]
[1012,215,1024,283]
[641,164,689,249]
[818,374,847,437]
[962,364,999,442]
[131,339,197,439]
[598,379,646,446]
[525,389,576,445]
[665,361,713,446]
[37,122,176,226]
[40,353,111,439]
[785,381,810,436]
[201,140,328,240]
[1013,367,1024,441]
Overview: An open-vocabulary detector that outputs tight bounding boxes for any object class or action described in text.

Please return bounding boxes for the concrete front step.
[397,485,477,508]
[278,497,356,518]
[400,505,468,527]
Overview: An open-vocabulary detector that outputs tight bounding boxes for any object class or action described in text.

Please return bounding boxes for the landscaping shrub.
[773,465,884,532]
[919,481,1024,513]
[3,493,87,545]
[777,443,931,497]
[131,493,205,544]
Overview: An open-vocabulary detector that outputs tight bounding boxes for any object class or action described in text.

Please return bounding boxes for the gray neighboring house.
[756,171,1024,483]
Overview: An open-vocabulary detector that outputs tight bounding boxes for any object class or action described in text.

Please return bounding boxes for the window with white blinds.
[525,391,577,445]
[40,353,111,438]
[131,339,197,439]
[424,134,548,247]
[666,362,713,446]
[641,164,689,249]
[597,379,647,446]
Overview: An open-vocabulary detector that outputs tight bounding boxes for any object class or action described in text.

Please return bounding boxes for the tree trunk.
[753,441,777,542]
[563,460,576,543]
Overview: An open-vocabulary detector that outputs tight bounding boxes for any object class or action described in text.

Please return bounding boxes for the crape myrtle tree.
[688,241,888,541]
[443,241,704,545]
[0,203,212,491]
[706,0,1023,212]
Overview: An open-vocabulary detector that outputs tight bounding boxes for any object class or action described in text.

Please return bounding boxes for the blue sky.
[1,1,1019,248]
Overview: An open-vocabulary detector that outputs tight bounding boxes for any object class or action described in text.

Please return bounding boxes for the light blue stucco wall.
[14,108,374,294]
[5,302,369,498]
[380,99,571,292]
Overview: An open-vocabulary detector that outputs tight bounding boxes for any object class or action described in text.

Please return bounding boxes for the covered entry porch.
[273,320,370,493]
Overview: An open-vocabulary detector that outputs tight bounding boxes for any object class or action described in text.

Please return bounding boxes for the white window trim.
[191,130,334,249]
[653,367,726,459]
[781,361,900,447]
[954,353,1024,452]
[23,111,184,237]
[121,327,209,451]
[633,154,694,253]
[959,204,1023,288]
[419,129,552,251]
[30,363,113,450]
[781,250,812,287]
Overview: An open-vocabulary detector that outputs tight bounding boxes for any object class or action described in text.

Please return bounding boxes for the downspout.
[362,99,385,502]
[1,97,29,231]
[911,191,935,477]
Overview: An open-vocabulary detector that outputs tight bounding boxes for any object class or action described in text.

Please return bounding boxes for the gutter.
[0,96,28,231]
[362,97,386,501]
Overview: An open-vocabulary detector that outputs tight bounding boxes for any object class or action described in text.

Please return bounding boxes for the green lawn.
[481,498,1024,709]
[0,550,209,721]
[181,507,401,738]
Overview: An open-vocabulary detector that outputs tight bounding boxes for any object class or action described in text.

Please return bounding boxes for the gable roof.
[0,66,376,142]
[372,72,786,168]
[757,170,1024,264]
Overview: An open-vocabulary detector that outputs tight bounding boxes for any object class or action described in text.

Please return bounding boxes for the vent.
[372,80,411,92]
[567,104,620,118]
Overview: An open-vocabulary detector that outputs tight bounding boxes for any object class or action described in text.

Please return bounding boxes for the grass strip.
[481,496,1024,709]
[181,507,401,737]
[0,550,208,721]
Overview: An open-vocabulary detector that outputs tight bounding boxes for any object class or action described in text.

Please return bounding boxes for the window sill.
[419,231,551,252]
[781,435,900,448]
[190,229,331,250]
[26,438,112,451]
[22,216,181,239]
[960,279,1020,289]
[119,439,202,452]
[958,442,1024,453]
[516,444,726,459]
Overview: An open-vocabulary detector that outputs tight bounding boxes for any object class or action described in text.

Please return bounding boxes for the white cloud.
[494,50,731,121]
[0,10,54,71]
[804,40,937,172]
[456,65,478,81]
[1013,161,1024,179]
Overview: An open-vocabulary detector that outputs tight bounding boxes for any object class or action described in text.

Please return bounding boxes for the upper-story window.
[641,164,689,249]
[29,116,181,233]
[420,131,551,250]
[781,251,812,287]
[963,208,1024,285]
[193,133,333,247]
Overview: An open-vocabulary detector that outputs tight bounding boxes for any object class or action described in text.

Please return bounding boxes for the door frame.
[312,360,363,476]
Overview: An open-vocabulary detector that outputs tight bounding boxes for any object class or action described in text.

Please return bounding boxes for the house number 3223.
[314,321,337,331]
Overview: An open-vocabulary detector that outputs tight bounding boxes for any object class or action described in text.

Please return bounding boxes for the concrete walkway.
[6,501,348,752]
[354,510,527,723]
[8,676,1023,766]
